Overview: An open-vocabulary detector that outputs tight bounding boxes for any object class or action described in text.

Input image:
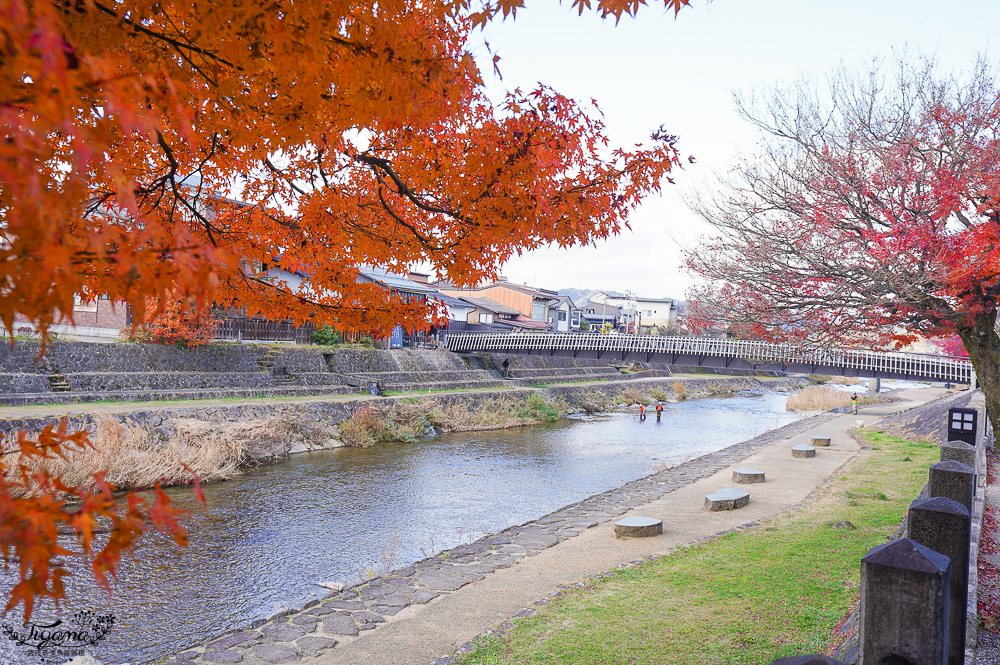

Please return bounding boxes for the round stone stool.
[732,467,765,484]
[811,436,832,447]
[704,487,750,511]
[792,444,817,458]
[614,516,663,538]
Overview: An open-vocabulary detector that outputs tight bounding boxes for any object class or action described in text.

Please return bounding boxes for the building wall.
[441,285,532,318]
[14,300,129,335]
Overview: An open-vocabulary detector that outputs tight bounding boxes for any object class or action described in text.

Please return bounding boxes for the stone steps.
[47,375,72,392]
[0,384,358,406]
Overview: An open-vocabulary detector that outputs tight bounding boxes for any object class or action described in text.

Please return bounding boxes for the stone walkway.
[157,387,947,665]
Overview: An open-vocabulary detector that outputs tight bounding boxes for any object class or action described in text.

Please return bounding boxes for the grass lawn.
[462,431,937,665]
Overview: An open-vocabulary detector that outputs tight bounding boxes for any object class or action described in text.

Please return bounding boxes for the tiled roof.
[358,267,438,294]
[430,293,470,309]
[457,296,521,316]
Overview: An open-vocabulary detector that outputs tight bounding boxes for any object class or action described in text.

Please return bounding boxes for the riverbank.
[0,375,805,493]
[153,385,952,665]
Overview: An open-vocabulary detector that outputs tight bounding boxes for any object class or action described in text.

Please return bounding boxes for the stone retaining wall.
[49,341,262,373]
[326,348,470,375]
[0,373,51,393]
[64,371,278,392]
[258,347,330,373]
[484,353,614,371]
[0,341,45,374]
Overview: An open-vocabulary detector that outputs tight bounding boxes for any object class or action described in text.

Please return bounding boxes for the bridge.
[445,332,974,384]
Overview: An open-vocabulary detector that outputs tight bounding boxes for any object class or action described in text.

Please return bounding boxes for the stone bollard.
[860,538,950,665]
[939,440,977,475]
[792,444,816,458]
[928,460,975,511]
[614,516,663,538]
[704,488,750,511]
[770,656,847,665]
[811,436,831,447]
[732,467,765,484]
[908,497,971,665]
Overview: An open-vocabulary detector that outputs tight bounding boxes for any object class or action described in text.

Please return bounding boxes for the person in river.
[655,402,663,421]
[639,404,646,421]
[850,392,859,415]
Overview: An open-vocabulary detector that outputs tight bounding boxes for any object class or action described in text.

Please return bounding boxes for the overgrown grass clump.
[461,431,937,665]
[2,414,284,492]
[339,394,566,447]
[786,385,889,412]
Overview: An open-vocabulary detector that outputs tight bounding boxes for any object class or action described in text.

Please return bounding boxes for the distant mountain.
[556,288,623,306]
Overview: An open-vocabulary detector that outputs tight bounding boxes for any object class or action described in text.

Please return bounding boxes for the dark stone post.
[939,440,977,475]
[928,460,975,511]
[908,497,971,665]
[859,538,950,665]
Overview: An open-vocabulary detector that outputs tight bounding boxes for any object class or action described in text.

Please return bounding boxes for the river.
[0,391,802,664]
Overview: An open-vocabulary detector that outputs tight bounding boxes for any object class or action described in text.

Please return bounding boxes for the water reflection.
[0,391,798,664]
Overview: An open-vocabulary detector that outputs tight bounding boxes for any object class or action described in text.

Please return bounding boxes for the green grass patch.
[462,431,937,665]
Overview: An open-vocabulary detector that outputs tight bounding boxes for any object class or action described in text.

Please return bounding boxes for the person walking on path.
[850,392,859,415]
[655,403,663,422]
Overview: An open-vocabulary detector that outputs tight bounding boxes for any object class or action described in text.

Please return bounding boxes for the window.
[558,311,567,321]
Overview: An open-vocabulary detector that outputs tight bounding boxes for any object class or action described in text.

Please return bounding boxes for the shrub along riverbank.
[459,430,938,665]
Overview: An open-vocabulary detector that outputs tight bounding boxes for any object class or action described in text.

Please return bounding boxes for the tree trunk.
[957,308,1000,440]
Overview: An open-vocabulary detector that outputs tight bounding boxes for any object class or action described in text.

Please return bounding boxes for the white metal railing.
[445,332,973,383]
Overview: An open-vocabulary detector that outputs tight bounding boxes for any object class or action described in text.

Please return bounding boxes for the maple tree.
[123,293,218,348]
[687,55,1000,434]
[1,0,695,617]
[934,336,970,358]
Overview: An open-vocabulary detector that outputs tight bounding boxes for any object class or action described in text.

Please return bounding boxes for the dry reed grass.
[3,415,284,493]
[672,381,689,398]
[786,386,889,412]
[829,376,865,386]
[786,386,851,412]
[619,387,652,405]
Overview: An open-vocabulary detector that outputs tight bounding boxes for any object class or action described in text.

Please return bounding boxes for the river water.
[0,391,802,664]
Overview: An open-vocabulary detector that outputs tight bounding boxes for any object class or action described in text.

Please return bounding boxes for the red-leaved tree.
[123,294,218,348]
[687,55,1000,434]
[1,0,697,616]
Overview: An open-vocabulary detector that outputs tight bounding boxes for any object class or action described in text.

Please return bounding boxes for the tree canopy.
[686,55,1000,431]
[3,0,691,338]
[1,0,694,617]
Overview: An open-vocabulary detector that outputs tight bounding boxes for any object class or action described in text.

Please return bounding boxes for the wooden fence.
[215,317,315,344]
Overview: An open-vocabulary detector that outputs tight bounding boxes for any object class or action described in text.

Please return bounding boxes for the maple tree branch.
[87,1,237,70]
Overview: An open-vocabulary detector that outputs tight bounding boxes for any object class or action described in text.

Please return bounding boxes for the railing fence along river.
[3,392,805,664]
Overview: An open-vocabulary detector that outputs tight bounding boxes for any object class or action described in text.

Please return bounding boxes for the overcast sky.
[470,0,999,299]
